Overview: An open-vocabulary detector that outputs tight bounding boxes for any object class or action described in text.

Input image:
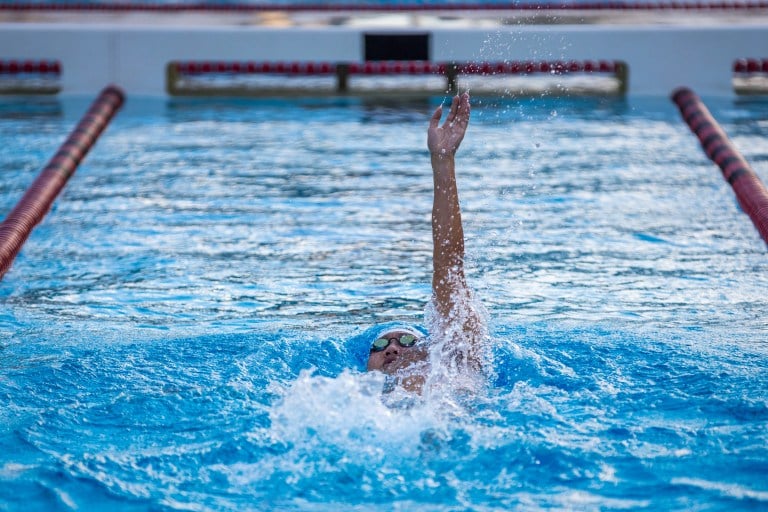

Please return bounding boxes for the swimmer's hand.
[428,93,470,158]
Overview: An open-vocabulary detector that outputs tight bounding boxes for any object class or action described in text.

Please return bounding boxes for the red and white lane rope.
[672,87,768,246]
[0,85,125,279]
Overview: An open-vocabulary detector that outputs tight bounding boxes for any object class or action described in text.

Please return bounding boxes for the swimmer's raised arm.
[428,94,469,311]
[427,93,483,370]
[364,94,482,389]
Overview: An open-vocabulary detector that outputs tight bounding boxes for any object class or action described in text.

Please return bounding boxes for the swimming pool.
[1,94,767,510]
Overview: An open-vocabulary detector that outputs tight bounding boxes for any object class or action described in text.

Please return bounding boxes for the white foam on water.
[671,477,768,502]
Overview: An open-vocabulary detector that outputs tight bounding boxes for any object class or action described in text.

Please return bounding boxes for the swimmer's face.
[366,330,426,374]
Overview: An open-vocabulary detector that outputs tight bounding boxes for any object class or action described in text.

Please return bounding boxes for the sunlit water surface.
[1,94,767,511]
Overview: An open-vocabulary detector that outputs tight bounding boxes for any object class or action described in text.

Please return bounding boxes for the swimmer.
[366,93,485,394]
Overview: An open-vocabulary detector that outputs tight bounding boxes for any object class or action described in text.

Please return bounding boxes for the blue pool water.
[1,94,767,510]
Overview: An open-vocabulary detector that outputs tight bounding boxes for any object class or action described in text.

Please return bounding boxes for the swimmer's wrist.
[430,150,456,161]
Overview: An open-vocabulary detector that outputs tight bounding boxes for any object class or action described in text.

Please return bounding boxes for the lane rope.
[0,85,125,279]
[672,87,768,245]
[173,59,621,75]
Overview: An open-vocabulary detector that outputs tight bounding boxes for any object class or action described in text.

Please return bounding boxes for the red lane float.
[672,87,768,245]
[0,85,125,279]
[177,61,336,75]
[0,60,61,75]
[456,59,618,74]
[733,58,768,74]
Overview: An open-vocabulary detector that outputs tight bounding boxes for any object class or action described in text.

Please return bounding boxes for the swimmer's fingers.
[444,95,461,127]
[429,104,443,131]
[457,92,470,126]
[444,93,470,131]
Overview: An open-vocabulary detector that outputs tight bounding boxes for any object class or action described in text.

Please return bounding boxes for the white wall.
[0,22,766,97]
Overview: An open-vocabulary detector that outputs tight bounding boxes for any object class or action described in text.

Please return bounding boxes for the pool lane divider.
[672,87,768,246]
[0,84,125,279]
[169,59,627,96]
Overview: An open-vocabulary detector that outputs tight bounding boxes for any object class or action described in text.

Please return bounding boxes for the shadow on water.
[474,93,632,119]
[0,97,62,120]
[158,94,645,144]
[163,94,634,124]
[163,95,442,125]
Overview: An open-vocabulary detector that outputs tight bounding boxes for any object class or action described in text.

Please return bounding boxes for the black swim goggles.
[370,333,419,352]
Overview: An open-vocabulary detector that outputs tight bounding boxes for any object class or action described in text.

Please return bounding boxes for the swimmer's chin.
[382,370,426,396]
[382,360,429,394]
